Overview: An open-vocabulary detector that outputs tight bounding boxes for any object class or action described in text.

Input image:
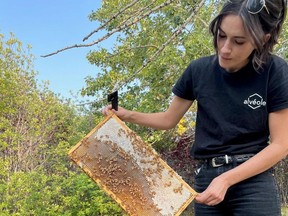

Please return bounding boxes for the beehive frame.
[68,113,197,216]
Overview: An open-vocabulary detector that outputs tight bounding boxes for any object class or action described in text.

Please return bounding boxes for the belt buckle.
[211,155,230,167]
[211,157,223,167]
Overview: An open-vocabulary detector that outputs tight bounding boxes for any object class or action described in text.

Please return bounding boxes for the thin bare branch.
[108,45,159,58]
[118,0,158,27]
[196,16,209,28]
[83,0,140,42]
[41,0,174,58]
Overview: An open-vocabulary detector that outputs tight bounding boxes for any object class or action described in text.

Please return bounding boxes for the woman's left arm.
[195,108,288,206]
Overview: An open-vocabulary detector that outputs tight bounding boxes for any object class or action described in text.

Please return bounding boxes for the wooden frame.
[68,113,197,216]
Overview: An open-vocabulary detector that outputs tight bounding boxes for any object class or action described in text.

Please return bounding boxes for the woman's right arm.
[103,95,193,130]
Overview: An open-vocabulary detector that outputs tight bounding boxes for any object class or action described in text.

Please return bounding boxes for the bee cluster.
[69,115,197,216]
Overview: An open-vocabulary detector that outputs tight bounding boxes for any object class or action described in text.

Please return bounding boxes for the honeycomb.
[68,113,197,216]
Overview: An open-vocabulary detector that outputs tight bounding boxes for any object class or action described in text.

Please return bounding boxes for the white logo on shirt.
[243,93,266,109]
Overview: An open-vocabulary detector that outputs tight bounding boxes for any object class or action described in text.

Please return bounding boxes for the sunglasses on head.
[246,0,270,15]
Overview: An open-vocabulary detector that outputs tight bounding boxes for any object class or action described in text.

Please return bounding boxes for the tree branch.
[83,0,140,42]
[108,45,159,58]
[118,0,158,27]
[41,0,174,58]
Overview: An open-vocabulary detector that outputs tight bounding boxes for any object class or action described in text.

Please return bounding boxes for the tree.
[0,33,124,215]
[43,0,213,112]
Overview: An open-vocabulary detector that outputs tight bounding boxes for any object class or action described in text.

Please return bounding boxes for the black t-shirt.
[172,55,288,159]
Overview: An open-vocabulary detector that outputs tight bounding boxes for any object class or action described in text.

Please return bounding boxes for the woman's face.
[217,15,255,72]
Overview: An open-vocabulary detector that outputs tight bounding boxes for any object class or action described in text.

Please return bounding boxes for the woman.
[103,0,288,215]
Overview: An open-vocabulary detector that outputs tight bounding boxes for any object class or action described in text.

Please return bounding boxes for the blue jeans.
[194,162,281,216]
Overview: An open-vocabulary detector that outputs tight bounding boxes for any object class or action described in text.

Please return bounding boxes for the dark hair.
[209,0,287,71]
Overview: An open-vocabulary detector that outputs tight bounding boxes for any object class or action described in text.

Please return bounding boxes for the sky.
[0,1,113,101]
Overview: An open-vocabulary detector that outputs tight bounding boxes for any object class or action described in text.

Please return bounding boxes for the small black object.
[107,91,118,111]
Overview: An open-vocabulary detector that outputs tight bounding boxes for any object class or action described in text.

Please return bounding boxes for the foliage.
[84,0,215,102]
[1,171,125,216]
[0,33,123,215]
[275,14,288,60]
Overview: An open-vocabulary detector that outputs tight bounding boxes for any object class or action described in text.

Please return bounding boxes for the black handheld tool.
[107,91,118,111]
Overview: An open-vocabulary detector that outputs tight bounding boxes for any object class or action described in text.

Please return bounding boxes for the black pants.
[194,163,281,216]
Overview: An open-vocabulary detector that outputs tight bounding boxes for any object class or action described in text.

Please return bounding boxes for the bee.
[164,181,172,187]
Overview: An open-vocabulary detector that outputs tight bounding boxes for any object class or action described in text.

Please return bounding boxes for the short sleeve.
[172,63,195,101]
[268,57,288,112]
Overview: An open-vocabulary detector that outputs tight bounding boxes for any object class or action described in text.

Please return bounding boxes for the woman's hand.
[195,175,230,206]
[102,105,131,121]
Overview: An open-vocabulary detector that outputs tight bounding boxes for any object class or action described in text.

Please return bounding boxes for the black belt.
[199,154,255,168]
